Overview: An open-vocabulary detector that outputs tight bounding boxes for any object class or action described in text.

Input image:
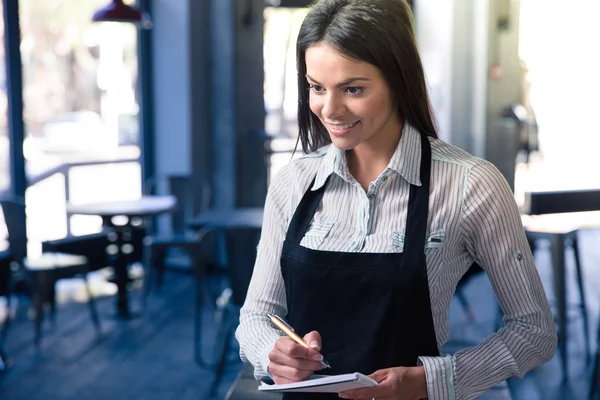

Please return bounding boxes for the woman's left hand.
[338,366,428,400]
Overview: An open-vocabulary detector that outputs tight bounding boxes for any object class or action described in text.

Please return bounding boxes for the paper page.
[258,373,377,393]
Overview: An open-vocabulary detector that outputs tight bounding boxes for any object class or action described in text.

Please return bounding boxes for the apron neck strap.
[285,134,432,254]
[400,134,432,267]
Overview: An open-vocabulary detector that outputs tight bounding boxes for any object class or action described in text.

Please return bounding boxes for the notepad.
[258,373,377,393]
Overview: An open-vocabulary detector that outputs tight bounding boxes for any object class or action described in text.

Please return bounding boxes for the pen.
[267,313,331,369]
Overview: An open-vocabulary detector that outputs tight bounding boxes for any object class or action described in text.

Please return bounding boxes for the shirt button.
[368,193,375,199]
[516,253,523,261]
[382,176,388,182]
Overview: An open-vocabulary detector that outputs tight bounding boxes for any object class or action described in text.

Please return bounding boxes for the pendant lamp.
[92,0,152,28]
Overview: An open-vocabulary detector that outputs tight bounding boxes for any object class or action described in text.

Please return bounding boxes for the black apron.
[279,134,439,399]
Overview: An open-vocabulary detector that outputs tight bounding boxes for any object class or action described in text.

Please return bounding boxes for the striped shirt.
[235,123,557,400]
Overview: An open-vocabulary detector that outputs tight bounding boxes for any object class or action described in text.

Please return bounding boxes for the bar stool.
[523,222,590,382]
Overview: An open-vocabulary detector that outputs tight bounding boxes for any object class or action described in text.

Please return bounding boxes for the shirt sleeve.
[234,164,292,380]
[421,160,557,400]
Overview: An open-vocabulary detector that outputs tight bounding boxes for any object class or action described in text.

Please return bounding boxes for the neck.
[347,121,404,189]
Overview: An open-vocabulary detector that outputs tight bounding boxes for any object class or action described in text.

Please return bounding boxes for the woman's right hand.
[267,331,326,384]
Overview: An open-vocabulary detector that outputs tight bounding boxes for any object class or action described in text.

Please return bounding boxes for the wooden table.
[67,196,177,317]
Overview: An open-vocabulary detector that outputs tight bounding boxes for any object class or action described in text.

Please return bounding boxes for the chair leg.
[209,306,235,398]
[590,318,600,399]
[2,291,13,341]
[48,282,57,328]
[572,236,591,363]
[82,274,101,335]
[142,245,155,310]
[155,249,166,289]
[145,245,166,292]
[33,292,45,347]
[592,357,600,399]
[550,234,568,382]
[0,338,9,371]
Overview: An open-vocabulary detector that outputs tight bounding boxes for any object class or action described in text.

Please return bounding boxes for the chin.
[329,137,359,151]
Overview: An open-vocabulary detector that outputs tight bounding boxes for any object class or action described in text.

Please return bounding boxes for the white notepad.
[258,373,378,393]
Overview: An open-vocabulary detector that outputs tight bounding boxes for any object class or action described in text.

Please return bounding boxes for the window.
[263,7,307,182]
[518,0,600,192]
[18,0,142,250]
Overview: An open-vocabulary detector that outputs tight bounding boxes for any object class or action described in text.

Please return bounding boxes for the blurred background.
[0,0,599,399]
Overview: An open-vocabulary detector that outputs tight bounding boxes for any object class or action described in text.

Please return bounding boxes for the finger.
[268,363,314,383]
[368,369,390,383]
[269,347,326,372]
[303,330,322,350]
[275,337,323,360]
[339,382,391,399]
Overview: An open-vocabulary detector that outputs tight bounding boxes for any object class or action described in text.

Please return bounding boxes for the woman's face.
[305,42,401,151]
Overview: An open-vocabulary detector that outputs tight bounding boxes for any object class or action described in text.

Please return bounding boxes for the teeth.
[328,122,355,130]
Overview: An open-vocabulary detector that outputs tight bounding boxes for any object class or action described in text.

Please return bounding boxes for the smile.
[325,121,359,132]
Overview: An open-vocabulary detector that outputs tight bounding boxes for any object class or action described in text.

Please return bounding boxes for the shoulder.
[429,137,482,170]
[428,136,510,192]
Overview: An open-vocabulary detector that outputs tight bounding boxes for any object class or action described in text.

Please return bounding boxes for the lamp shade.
[92,0,142,23]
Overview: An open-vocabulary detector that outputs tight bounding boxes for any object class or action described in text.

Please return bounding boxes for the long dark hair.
[296,0,438,153]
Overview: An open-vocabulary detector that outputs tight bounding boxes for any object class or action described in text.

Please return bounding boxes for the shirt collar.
[311,123,423,191]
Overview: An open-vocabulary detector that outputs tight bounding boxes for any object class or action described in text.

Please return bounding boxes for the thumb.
[368,369,390,383]
[303,330,322,350]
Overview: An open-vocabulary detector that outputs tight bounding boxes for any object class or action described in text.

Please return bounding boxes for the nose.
[321,93,346,120]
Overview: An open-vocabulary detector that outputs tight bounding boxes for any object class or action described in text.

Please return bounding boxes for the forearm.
[235,242,288,379]
[235,164,292,378]
[236,315,284,378]
[419,307,555,400]
[454,310,555,398]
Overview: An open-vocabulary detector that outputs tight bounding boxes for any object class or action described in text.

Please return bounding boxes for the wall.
[151,0,267,226]
[415,0,489,158]
[484,0,522,189]
[151,0,192,233]
[416,0,522,188]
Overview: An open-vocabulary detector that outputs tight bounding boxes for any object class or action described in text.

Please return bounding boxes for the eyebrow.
[305,74,371,88]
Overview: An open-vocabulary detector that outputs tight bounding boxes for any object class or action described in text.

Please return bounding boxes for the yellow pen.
[267,313,331,369]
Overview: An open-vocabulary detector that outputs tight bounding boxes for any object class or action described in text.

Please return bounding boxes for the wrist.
[411,366,428,399]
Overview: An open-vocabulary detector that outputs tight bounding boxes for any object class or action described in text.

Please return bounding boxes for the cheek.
[352,96,392,121]
[309,95,323,116]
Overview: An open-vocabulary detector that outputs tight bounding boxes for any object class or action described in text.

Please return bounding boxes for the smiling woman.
[237,1,556,400]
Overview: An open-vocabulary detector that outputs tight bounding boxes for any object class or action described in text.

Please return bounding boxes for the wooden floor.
[0,228,599,400]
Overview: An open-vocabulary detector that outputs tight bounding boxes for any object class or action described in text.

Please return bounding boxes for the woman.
[236,0,556,399]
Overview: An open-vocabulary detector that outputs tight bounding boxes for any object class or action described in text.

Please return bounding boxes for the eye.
[346,87,363,95]
[309,84,324,93]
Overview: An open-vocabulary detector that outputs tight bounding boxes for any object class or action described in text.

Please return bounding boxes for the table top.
[67,195,177,218]
[24,252,87,270]
[521,210,600,233]
[188,207,264,230]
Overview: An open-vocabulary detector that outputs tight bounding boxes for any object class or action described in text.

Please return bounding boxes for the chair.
[524,225,590,382]
[143,175,211,295]
[42,226,147,281]
[194,226,261,398]
[1,198,101,345]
